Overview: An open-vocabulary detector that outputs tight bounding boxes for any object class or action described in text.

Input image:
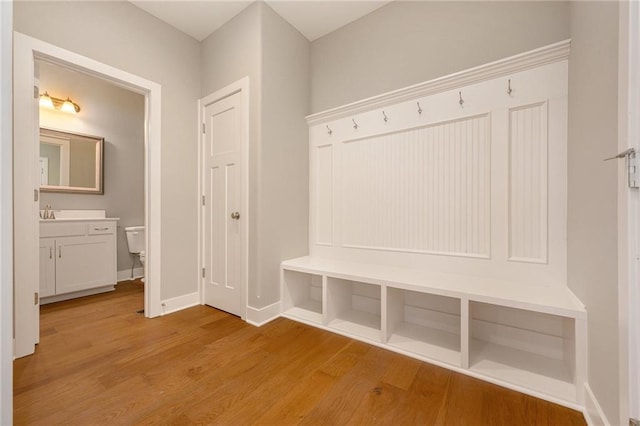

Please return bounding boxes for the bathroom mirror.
[39,128,104,194]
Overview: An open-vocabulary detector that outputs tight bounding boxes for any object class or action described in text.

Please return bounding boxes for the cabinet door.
[55,235,115,295]
[39,238,56,297]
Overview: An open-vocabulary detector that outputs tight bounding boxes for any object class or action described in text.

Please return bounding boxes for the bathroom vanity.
[39,210,118,304]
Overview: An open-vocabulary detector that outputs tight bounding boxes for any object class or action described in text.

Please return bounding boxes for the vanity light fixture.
[39,91,81,114]
[39,92,54,109]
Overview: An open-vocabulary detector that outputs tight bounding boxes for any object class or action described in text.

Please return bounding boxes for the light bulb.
[60,98,77,114]
[39,92,54,109]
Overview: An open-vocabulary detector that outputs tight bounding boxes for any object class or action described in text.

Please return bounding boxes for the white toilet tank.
[125,226,145,254]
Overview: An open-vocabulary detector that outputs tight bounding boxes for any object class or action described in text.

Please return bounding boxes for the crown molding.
[307,39,571,126]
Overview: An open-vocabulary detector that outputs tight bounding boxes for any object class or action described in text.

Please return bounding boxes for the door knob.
[230,212,240,220]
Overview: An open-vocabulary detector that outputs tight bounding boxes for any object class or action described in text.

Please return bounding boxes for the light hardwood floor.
[14,280,586,425]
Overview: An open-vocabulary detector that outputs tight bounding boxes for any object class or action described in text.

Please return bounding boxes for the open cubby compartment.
[385,288,462,367]
[468,301,578,403]
[326,277,381,342]
[281,269,324,324]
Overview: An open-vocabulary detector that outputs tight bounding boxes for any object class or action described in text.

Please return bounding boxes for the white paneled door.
[202,91,243,317]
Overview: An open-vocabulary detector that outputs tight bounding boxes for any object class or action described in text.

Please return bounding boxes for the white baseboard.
[160,291,200,316]
[117,267,144,282]
[246,301,281,326]
[40,285,115,305]
[584,383,610,426]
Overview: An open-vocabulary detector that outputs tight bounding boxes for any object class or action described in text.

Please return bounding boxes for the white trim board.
[307,39,570,125]
[40,286,115,305]
[117,267,145,282]
[160,291,199,316]
[0,1,13,424]
[13,32,162,358]
[619,2,640,424]
[246,301,281,327]
[584,383,610,426]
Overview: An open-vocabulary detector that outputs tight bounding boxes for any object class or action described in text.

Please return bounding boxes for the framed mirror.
[39,128,104,194]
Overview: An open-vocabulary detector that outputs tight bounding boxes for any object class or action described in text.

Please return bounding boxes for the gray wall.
[201,2,309,308]
[567,2,620,424]
[38,61,145,275]
[310,1,570,113]
[259,5,309,306]
[15,1,201,300]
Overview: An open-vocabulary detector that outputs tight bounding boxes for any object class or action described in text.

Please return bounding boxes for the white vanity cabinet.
[39,219,118,303]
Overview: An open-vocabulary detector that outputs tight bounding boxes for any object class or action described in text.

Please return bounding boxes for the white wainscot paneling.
[340,114,491,258]
[315,144,333,245]
[509,102,548,263]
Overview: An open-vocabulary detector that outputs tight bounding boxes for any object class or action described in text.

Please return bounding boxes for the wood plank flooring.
[14,280,586,425]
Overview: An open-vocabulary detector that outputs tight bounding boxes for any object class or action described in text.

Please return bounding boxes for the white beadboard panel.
[315,144,333,245]
[508,102,548,263]
[340,114,491,258]
[308,56,568,288]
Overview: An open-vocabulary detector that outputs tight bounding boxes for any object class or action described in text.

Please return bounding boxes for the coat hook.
[382,111,388,123]
[352,118,359,130]
[459,91,464,107]
[326,125,333,135]
[507,79,513,96]
[417,102,423,115]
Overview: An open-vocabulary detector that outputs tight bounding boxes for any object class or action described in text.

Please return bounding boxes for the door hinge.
[34,292,39,305]
[627,150,639,188]
[630,418,639,426]
[604,148,639,188]
[202,267,206,278]
[202,123,206,134]
[202,195,206,206]
[33,85,39,99]
[34,188,39,202]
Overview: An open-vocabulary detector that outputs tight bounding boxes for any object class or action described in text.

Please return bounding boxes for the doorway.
[199,78,249,319]
[13,33,162,358]
[37,59,146,293]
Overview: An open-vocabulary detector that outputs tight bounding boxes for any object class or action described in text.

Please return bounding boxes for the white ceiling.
[130,1,391,42]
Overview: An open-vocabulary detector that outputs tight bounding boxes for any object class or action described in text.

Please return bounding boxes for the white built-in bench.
[280,256,586,409]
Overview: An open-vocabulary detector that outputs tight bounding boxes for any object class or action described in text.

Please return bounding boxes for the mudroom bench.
[280,256,586,409]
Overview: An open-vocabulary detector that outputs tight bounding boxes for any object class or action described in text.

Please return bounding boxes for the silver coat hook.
[352,118,359,130]
[507,79,513,95]
[459,91,464,107]
[382,111,388,123]
[417,102,423,115]
[326,125,333,135]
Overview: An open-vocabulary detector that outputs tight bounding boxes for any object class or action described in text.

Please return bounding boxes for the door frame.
[13,32,163,358]
[197,77,249,319]
[0,1,13,423]
[619,1,640,423]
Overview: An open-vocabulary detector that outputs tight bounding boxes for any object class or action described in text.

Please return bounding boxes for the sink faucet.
[43,204,55,220]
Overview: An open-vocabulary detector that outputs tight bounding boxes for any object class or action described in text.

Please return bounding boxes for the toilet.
[125,226,145,279]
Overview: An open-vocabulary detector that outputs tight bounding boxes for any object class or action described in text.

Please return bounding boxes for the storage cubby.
[280,256,586,407]
[468,301,577,402]
[386,288,461,366]
[326,277,381,341]
[281,270,323,324]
